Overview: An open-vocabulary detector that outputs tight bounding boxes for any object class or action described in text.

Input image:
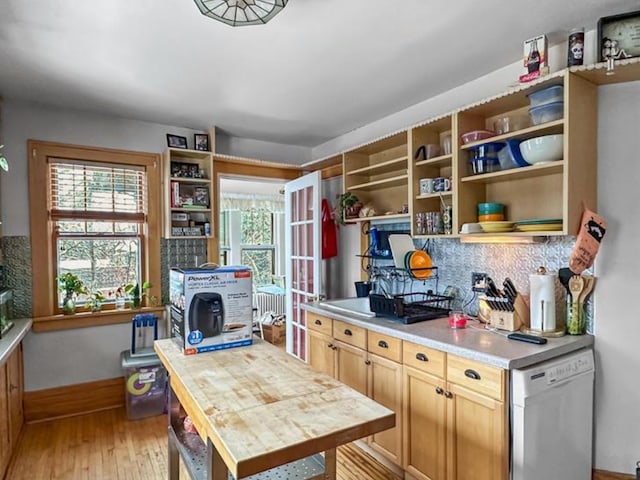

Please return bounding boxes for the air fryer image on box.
[170,265,253,355]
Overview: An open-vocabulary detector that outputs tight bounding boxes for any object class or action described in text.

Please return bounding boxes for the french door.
[284,171,322,361]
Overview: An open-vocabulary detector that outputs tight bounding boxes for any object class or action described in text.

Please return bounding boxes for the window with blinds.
[49,159,148,309]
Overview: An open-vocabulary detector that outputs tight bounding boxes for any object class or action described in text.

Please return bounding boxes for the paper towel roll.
[529,271,556,331]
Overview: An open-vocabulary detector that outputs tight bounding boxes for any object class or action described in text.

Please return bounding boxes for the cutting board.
[388,234,415,268]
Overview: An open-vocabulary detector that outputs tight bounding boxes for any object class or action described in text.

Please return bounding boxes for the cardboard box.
[262,323,285,344]
[170,266,253,354]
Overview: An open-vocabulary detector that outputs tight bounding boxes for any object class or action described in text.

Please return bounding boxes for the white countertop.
[303,302,593,370]
[0,318,32,365]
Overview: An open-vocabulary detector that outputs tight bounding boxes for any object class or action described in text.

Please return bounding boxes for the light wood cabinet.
[403,345,507,480]
[0,343,25,479]
[7,344,23,448]
[340,71,597,239]
[162,148,217,259]
[307,329,335,378]
[335,341,367,396]
[368,352,403,466]
[342,132,410,224]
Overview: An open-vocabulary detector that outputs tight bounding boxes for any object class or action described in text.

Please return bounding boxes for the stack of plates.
[479,221,515,233]
[403,250,433,279]
[514,218,563,232]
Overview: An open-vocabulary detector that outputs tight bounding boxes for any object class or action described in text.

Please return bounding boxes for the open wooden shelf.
[346,213,410,224]
[461,161,564,184]
[169,176,211,184]
[415,192,453,200]
[414,154,452,168]
[460,120,565,150]
[171,207,212,213]
[349,174,409,191]
[346,156,408,176]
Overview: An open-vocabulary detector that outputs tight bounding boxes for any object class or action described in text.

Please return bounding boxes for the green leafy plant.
[57,272,87,297]
[85,290,106,312]
[334,192,361,225]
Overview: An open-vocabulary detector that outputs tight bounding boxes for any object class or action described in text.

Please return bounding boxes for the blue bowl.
[505,139,529,167]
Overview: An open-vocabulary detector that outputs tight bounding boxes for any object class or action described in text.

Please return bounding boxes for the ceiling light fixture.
[194,0,288,27]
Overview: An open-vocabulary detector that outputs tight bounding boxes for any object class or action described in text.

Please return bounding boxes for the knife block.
[488,294,530,332]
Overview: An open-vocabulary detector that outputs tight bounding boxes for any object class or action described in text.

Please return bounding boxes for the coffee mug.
[434,177,451,192]
[419,178,434,195]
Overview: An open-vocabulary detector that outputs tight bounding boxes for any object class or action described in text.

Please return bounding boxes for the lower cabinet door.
[7,345,24,448]
[446,383,507,480]
[0,362,10,477]
[335,341,367,396]
[403,366,446,480]
[368,353,403,466]
[307,330,335,377]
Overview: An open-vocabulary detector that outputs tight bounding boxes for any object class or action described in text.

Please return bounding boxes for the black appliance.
[189,293,224,338]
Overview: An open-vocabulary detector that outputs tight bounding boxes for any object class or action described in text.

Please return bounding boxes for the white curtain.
[220,192,284,213]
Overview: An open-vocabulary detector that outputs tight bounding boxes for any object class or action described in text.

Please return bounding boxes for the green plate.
[515,218,562,225]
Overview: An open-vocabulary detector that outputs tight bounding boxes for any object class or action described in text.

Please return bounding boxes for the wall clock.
[598,10,640,62]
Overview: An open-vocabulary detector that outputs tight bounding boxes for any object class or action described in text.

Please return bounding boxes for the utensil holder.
[566,296,585,335]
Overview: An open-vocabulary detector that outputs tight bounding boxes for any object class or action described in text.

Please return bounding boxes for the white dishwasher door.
[511,349,594,480]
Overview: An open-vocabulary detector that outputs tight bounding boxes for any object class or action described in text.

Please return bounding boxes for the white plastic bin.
[120,350,167,420]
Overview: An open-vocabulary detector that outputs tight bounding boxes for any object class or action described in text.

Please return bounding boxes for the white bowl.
[519,134,564,164]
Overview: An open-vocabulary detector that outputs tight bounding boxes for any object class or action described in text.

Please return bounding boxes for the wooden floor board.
[7,407,401,480]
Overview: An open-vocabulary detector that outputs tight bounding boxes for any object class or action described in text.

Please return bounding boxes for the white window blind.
[49,159,147,222]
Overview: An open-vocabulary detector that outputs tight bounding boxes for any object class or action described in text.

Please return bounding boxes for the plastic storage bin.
[527,85,564,107]
[121,350,167,420]
[529,101,564,125]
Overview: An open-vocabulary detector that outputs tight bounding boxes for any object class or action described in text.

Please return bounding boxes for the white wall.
[593,81,640,474]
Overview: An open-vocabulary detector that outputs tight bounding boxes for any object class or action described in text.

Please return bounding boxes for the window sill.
[32,306,167,333]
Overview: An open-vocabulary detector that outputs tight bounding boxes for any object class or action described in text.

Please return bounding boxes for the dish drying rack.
[369,291,453,324]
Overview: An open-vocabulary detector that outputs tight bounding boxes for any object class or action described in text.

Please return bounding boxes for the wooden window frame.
[28,140,161,331]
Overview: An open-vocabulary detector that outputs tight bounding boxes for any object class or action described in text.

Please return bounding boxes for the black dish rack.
[369,291,453,324]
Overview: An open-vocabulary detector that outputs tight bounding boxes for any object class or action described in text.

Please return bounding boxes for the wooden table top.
[154,338,395,479]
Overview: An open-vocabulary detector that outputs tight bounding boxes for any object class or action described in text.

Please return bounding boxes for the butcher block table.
[154,338,395,480]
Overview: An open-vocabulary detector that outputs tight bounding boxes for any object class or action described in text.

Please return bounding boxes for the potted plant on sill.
[335,192,362,225]
[57,272,87,315]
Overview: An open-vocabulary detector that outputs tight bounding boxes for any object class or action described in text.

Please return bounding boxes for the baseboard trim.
[24,377,125,423]
[593,469,635,479]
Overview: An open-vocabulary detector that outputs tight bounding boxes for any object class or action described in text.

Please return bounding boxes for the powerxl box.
[170,266,253,355]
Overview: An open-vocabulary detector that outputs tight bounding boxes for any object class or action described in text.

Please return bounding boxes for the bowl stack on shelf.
[477,202,515,233]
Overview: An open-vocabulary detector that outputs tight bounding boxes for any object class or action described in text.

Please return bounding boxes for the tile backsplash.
[367,222,593,333]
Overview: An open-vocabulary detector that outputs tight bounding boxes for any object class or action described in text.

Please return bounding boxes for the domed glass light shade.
[194,0,288,27]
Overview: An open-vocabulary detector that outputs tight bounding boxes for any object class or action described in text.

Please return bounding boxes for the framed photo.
[193,186,210,207]
[194,134,210,152]
[598,9,640,62]
[167,134,188,149]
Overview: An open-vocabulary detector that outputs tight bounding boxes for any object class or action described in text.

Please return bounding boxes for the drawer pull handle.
[435,386,444,395]
[314,319,322,325]
[344,329,353,336]
[416,353,429,362]
[444,391,453,399]
[365,360,371,366]
[464,369,481,380]
[378,340,389,349]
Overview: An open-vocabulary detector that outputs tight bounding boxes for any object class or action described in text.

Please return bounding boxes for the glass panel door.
[284,171,321,361]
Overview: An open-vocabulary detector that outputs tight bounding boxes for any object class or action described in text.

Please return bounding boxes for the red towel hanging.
[321,198,338,259]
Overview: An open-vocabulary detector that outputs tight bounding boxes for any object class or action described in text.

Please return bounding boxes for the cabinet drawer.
[402,341,445,378]
[333,320,366,349]
[307,313,333,336]
[367,331,402,363]
[446,355,505,401]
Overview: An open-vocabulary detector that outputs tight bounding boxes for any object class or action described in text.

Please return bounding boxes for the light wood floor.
[7,408,402,480]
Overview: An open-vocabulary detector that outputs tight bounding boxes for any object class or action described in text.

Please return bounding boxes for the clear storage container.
[527,85,564,107]
[121,350,167,420]
[529,101,564,125]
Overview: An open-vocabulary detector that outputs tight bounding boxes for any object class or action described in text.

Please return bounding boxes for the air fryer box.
[170,265,253,355]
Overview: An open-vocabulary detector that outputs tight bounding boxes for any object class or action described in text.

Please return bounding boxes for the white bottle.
[529,266,556,332]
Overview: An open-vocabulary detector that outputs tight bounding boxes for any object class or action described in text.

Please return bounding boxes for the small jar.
[449,311,467,329]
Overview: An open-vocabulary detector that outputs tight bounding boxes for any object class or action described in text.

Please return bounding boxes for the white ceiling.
[0,0,637,147]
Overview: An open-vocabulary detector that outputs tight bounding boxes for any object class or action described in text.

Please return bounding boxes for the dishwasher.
[511,348,595,480]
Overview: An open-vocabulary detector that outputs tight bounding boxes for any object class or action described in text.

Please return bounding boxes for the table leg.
[208,438,229,480]
[324,448,336,480]
[168,375,180,479]
[169,428,180,479]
